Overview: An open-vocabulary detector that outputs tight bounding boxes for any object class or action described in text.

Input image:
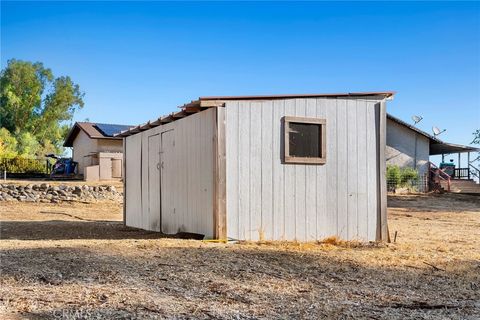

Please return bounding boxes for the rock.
[0,183,122,203]
[394,187,410,194]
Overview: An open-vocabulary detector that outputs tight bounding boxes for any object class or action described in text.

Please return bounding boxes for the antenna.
[412,115,423,125]
[432,126,446,137]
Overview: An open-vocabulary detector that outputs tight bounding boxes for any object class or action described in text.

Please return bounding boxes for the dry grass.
[1,194,479,319]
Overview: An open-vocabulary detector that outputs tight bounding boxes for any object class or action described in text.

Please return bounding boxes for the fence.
[0,157,52,175]
[387,174,429,193]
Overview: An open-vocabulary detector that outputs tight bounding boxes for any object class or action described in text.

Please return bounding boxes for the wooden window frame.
[283,116,327,165]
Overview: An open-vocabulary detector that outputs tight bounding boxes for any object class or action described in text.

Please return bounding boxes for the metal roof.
[387,114,442,143]
[198,91,396,101]
[429,141,479,155]
[115,91,395,138]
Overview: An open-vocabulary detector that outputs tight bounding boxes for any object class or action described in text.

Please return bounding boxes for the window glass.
[289,123,322,158]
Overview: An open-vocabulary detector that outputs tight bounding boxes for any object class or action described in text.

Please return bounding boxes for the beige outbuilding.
[117,92,395,241]
[64,122,133,180]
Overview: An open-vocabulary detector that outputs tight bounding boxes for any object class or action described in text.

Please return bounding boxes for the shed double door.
[148,130,176,233]
[147,134,161,231]
[160,130,177,234]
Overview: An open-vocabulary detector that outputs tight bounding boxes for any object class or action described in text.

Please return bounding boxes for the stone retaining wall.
[0,183,122,203]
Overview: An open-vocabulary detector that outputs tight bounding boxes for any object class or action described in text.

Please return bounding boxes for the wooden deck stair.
[440,179,480,194]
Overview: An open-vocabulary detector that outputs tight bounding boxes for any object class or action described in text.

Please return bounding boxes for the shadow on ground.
[388,193,480,213]
[0,220,169,240]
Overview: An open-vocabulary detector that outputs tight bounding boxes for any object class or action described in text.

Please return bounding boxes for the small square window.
[283,116,326,164]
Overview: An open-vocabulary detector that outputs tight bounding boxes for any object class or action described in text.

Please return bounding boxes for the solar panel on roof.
[95,123,133,137]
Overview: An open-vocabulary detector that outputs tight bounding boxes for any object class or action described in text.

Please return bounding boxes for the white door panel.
[160,130,176,234]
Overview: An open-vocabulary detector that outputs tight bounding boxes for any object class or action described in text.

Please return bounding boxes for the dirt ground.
[0,194,479,319]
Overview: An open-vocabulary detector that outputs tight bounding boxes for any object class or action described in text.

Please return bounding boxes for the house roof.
[387,114,479,155]
[116,91,395,138]
[64,122,134,147]
[387,114,442,143]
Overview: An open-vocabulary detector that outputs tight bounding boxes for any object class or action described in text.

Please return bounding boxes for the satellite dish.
[432,126,446,137]
[412,115,423,125]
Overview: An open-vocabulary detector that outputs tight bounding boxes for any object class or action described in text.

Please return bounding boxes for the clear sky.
[1,1,479,154]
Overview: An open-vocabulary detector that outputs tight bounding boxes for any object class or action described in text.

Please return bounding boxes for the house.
[64,122,133,180]
[386,114,479,192]
[117,92,395,242]
[386,114,431,177]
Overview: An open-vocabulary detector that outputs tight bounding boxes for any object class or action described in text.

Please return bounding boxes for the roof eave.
[198,91,396,101]
[116,91,396,138]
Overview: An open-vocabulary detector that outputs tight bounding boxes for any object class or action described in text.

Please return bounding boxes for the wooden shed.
[117,92,395,242]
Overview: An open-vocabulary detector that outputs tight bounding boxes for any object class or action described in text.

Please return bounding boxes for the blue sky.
[2,1,479,154]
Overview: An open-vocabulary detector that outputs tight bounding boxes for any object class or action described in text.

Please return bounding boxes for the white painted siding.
[125,133,143,229]
[124,108,216,238]
[225,98,383,241]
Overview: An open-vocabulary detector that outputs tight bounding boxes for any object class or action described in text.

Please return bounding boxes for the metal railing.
[469,163,480,183]
[453,167,470,179]
[429,162,451,192]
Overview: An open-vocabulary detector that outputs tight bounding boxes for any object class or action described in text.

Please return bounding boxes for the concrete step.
[450,181,478,185]
[439,179,480,194]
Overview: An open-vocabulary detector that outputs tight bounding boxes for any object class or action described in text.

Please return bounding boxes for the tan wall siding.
[97,139,123,153]
[72,131,123,176]
[72,130,98,174]
[225,98,383,241]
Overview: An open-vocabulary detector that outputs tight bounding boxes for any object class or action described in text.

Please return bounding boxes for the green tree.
[0,128,17,158]
[0,59,84,157]
[472,129,480,162]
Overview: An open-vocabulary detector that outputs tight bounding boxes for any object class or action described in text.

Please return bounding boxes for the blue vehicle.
[45,154,78,177]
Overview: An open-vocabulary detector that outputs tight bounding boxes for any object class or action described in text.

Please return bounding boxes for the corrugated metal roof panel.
[198,91,396,101]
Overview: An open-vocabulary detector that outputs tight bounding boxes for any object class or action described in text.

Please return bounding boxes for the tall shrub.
[387,165,401,188]
[400,167,419,186]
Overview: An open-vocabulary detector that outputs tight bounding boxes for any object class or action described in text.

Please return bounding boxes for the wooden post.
[213,106,227,240]
[376,101,388,242]
[468,152,471,179]
[122,138,127,226]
